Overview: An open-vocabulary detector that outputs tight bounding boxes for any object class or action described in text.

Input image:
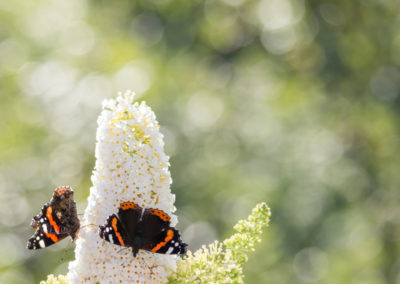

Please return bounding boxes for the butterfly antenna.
[80,223,98,229]
[117,247,130,254]
[138,254,156,275]
[117,247,132,266]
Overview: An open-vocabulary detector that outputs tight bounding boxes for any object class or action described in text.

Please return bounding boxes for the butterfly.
[99,202,187,257]
[27,186,80,250]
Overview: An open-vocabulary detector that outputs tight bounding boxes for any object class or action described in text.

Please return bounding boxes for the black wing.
[30,203,50,230]
[31,203,69,235]
[142,227,187,255]
[99,214,129,247]
[141,207,171,237]
[141,208,187,255]
[116,202,143,242]
[27,230,68,249]
[27,202,72,250]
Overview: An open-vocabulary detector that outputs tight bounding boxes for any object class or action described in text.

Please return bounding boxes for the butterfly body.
[27,186,80,250]
[99,202,187,257]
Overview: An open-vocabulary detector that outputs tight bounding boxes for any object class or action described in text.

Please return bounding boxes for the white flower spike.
[68,91,182,283]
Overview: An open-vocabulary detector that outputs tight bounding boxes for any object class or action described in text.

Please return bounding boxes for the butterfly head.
[53,186,74,200]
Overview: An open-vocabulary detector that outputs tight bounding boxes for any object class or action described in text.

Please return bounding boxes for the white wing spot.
[166,247,174,254]
[108,234,114,244]
[39,240,46,248]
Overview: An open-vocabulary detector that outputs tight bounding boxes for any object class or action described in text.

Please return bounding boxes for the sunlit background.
[1,0,400,283]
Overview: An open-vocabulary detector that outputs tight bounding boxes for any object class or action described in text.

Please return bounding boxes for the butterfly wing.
[142,227,187,255]
[116,202,142,240]
[27,205,69,250]
[30,203,49,230]
[99,214,129,247]
[27,229,68,250]
[32,204,69,235]
[141,208,187,255]
[142,208,171,230]
[27,202,72,250]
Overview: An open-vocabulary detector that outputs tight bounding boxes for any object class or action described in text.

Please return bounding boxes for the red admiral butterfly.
[99,202,187,257]
[27,186,80,250]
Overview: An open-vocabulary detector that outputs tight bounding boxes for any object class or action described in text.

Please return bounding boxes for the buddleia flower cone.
[67,91,179,283]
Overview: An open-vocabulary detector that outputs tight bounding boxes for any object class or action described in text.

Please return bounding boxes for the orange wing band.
[46,207,60,234]
[149,209,170,222]
[151,229,174,252]
[120,202,139,210]
[45,233,59,243]
[111,217,125,246]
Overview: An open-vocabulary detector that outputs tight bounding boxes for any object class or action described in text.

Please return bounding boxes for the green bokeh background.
[1,0,400,283]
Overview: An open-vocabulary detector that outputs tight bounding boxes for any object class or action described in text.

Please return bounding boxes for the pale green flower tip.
[169,202,271,283]
[253,202,271,222]
[40,274,69,284]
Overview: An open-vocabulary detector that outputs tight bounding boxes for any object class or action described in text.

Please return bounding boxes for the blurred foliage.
[0,0,400,283]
